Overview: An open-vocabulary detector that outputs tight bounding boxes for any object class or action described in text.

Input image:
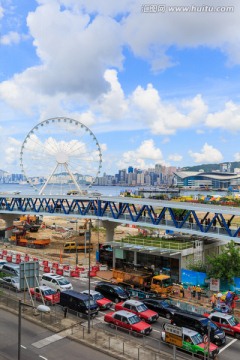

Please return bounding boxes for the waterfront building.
[174,170,240,189]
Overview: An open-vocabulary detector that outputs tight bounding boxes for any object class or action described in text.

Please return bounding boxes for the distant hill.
[182,161,240,173]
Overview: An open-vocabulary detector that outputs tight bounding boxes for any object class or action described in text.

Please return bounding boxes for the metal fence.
[0,290,217,360]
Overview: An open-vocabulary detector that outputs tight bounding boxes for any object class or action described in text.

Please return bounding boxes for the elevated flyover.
[0,194,240,243]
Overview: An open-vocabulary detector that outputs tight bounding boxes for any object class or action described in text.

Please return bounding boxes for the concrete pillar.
[134,251,137,266]
[178,255,182,282]
[101,220,118,243]
[113,249,116,268]
[0,214,16,239]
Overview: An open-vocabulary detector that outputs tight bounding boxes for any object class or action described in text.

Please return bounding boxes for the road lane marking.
[21,345,27,349]
[219,338,237,353]
[39,356,48,360]
[32,334,64,349]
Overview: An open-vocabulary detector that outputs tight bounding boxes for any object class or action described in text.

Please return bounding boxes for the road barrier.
[0,249,105,279]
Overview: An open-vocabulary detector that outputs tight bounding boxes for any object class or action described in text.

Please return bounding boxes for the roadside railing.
[115,237,194,251]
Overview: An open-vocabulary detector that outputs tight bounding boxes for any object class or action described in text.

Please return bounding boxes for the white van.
[40,273,73,292]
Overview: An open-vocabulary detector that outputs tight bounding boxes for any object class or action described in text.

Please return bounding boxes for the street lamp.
[18,300,50,360]
[85,227,91,334]
[75,220,79,266]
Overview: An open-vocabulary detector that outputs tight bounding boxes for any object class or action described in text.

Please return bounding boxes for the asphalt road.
[1,276,240,360]
[0,308,117,360]
[74,277,240,360]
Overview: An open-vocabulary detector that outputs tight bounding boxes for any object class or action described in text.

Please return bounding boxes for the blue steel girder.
[2,196,240,239]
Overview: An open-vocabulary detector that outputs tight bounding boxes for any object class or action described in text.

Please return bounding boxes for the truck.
[63,241,93,253]
[9,233,50,248]
[112,269,173,296]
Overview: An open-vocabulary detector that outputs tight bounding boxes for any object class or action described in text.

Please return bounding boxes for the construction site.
[0,215,138,268]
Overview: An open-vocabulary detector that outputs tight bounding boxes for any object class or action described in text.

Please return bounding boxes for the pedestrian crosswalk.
[31,327,76,349]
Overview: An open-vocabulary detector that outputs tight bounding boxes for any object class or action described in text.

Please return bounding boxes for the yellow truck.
[112,269,152,288]
[112,270,173,295]
[63,241,93,253]
[150,274,173,295]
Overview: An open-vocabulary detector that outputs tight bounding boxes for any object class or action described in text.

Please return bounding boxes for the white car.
[40,273,73,292]
[0,276,20,291]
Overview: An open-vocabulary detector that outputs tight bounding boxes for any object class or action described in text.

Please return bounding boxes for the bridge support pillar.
[0,214,16,240]
[134,251,137,266]
[101,220,118,243]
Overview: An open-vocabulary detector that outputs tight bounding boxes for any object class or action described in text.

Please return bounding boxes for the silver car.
[0,276,20,291]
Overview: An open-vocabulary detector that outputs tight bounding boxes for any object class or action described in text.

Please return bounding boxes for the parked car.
[161,325,219,359]
[60,290,99,317]
[115,299,159,323]
[29,286,60,305]
[81,290,113,310]
[40,273,73,292]
[0,276,20,291]
[0,260,7,270]
[204,311,240,339]
[1,263,20,277]
[171,311,226,346]
[95,282,130,303]
[104,310,152,336]
[141,298,181,319]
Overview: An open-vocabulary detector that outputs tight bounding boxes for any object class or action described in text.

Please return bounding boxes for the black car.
[60,290,99,318]
[171,311,226,346]
[141,298,181,319]
[95,281,130,303]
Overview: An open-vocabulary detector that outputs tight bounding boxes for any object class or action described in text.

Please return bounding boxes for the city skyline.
[1,1,240,176]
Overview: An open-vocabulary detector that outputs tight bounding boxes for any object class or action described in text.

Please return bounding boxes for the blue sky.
[1,0,240,177]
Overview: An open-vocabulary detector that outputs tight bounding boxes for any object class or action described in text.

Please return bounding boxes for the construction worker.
[210,294,217,309]
[196,285,202,300]
[192,285,196,298]
[179,284,185,298]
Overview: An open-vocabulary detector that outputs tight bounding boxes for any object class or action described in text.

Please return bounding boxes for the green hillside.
[182,161,240,173]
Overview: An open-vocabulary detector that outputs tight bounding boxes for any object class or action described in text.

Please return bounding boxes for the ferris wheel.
[20,117,102,195]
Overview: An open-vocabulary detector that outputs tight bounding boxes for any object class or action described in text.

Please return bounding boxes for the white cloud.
[96,69,128,120]
[122,0,240,70]
[3,137,22,165]
[0,6,4,19]
[234,152,240,161]
[26,3,124,97]
[189,143,223,163]
[205,101,240,131]
[168,153,183,162]
[117,139,166,169]
[0,31,21,45]
[131,85,207,134]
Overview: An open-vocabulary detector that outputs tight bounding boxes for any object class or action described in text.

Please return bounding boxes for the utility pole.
[85,228,91,334]
[207,321,211,360]
[75,220,78,266]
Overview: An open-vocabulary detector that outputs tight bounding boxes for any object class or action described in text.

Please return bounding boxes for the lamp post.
[207,321,211,360]
[85,227,91,334]
[75,219,78,266]
[18,300,50,360]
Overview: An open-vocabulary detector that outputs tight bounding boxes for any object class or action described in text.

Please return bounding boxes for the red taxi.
[81,290,112,310]
[115,299,159,323]
[104,310,152,336]
[204,311,240,339]
[29,286,60,304]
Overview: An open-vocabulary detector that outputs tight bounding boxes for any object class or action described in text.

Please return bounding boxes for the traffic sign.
[164,323,183,337]
[164,323,183,347]
[165,332,183,347]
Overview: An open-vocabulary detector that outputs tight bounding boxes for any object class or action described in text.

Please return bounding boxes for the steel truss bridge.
[1,194,240,243]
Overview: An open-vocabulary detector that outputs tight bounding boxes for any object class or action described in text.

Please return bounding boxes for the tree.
[206,241,240,284]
